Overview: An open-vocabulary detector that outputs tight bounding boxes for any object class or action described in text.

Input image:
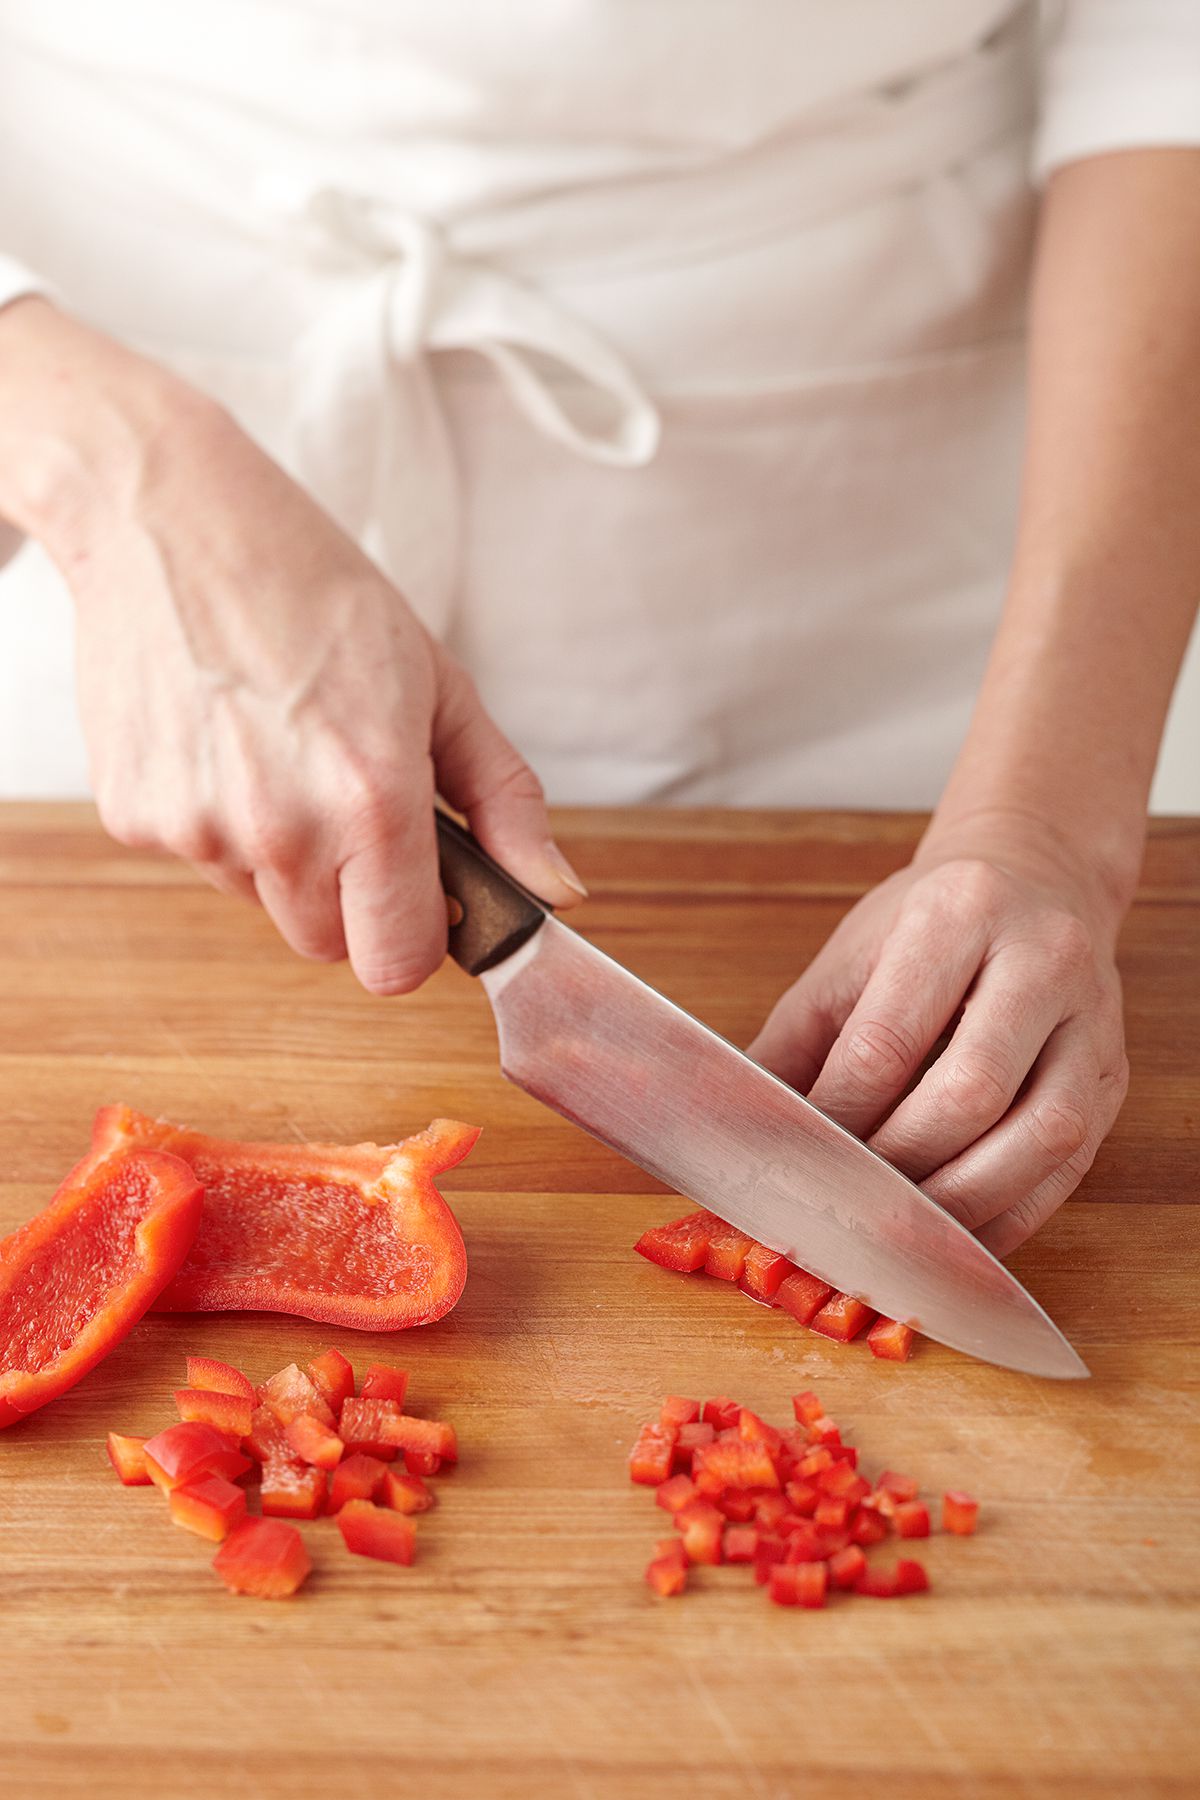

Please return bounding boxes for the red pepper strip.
[867,1317,915,1361]
[645,1553,687,1597]
[359,1363,409,1407]
[285,1413,345,1471]
[703,1222,756,1282]
[170,1474,247,1543]
[339,1396,402,1461]
[775,1269,834,1327]
[810,1293,876,1342]
[174,1387,254,1438]
[383,1470,435,1514]
[337,1498,416,1565]
[106,1432,151,1486]
[143,1422,250,1492]
[185,1356,254,1401]
[739,1243,792,1304]
[893,1501,931,1539]
[379,1411,458,1463]
[0,1146,203,1428]
[633,1210,719,1274]
[701,1397,741,1431]
[329,1453,390,1512]
[660,1395,701,1428]
[259,1365,336,1431]
[942,1491,980,1536]
[213,1518,311,1599]
[93,1105,477,1330]
[307,1347,355,1417]
[261,1457,326,1521]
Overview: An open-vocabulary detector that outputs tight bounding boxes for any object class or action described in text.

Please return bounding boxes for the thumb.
[431,654,588,909]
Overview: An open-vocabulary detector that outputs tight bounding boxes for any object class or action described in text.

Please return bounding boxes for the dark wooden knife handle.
[436,809,549,976]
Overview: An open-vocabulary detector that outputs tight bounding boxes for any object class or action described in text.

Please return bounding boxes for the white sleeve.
[0,254,57,567]
[1035,0,1200,181]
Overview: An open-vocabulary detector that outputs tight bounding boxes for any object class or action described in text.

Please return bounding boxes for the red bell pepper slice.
[942,1491,979,1535]
[93,1106,477,1330]
[338,1396,401,1460]
[336,1498,416,1565]
[329,1452,389,1512]
[174,1387,253,1439]
[0,1146,203,1428]
[143,1422,250,1492]
[645,1553,687,1597]
[258,1364,337,1431]
[723,1524,758,1562]
[655,1474,699,1515]
[739,1243,792,1304]
[811,1292,876,1343]
[307,1347,355,1417]
[285,1413,345,1471]
[185,1355,254,1401]
[769,1561,827,1608]
[775,1269,834,1327]
[703,1222,756,1282]
[213,1518,311,1599]
[378,1411,458,1463]
[867,1317,915,1361]
[260,1457,326,1521]
[633,1209,719,1273]
[674,1499,724,1565]
[628,1424,676,1486]
[701,1396,741,1431]
[383,1470,435,1514]
[660,1395,701,1429]
[359,1363,409,1407]
[169,1473,247,1542]
[893,1500,931,1539]
[106,1431,151,1486]
[828,1544,868,1589]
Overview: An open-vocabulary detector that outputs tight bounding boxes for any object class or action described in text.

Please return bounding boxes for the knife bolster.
[436,809,549,976]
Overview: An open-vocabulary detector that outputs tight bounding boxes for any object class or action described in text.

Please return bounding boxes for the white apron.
[0,1,1042,804]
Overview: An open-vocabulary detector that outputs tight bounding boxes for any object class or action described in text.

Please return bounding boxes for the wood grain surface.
[1,805,1197,1800]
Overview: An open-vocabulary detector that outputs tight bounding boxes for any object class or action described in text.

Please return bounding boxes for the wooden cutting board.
[1,805,1196,1800]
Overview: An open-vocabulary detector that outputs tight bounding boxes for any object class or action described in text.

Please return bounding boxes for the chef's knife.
[436,811,1088,1379]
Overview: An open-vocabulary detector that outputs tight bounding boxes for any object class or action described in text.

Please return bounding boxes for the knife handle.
[435,809,549,977]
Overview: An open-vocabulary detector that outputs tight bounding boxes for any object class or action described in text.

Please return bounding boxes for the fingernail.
[540,841,589,900]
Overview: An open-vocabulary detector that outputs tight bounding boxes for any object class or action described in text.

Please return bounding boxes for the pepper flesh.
[92,1105,478,1330]
[336,1498,416,1565]
[213,1518,311,1599]
[106,1432,151,1486]
[0,1146,203,1427]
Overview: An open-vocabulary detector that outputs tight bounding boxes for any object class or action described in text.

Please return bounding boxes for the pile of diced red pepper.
[635,1210,916,1361]
[106,1349,457,1599]
[632,1387,978,1606]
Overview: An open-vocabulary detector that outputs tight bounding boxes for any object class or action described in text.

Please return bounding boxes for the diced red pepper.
[336,1498,416,1565]
[943,1491,979,1535]
[769,1562,827,1608]
[878,1470,919,1502]
[671,1421,715,1472]
[307,1347,355,1417]
[807,1415,842,1447]
[738,1409,784,1457]
[675,1499,724,1565]
[338,1396,402,1460]
[799,1447,835,1479]
[143,1422,250,1492]
[717,1488,758,1522]
[701,1397,741,1431]
[174,1387,253,1438]
[739,1243,792,1304]
[828,1544,868,1589]
[894,1501,931,1539]
[851,1507,890,1547]
[94,1107,477,1330]
[753,1536,786,1585]
[655,1474,699,1515]
[169,1473,247,1542]
[895,1558,930,1594]
[383,1470,435,1514]
[856,1558,929,1598]
[213,1518,311,1599]
[867,1317,915,1362]
[185,1356,254,1401]
[754,1492,791,1531]
[811,1292,876,1343]
[791,1390,825,1425]
[692,1436,780,1495]
[378,1411,458,1463]
[285,1412,345,1470]
[258,1365,336,1431]
[815,1496,849,1529]
[784,1480,819,1518]
[0,1145,203,1428]
[776,1269,834,1327]
[703,1222,756,1282]
[660,1395,701,1428]
[723,1525,758,1563]
[828,1444,859,1468]
[261,1457,326,1521]
[106,1432,151,1486]
[645,1553,687,1597]
[244,1406,290,1465]
[634,1209,719,1274]
[654,1537,688,1567]
[819,1466,870,1507]
[629,1424,676,1486]
[329,1452,389,1512]
[781,1523,826,1563]
[404,1449,442,1478]
[359,1363,409,1407]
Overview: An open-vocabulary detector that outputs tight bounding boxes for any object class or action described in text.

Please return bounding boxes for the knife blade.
[436,811,1088,1379]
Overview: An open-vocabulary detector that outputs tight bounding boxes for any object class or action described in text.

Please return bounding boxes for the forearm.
[921,148,1200,928]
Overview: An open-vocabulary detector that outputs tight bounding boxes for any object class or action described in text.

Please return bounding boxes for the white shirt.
[1,1,1198,804]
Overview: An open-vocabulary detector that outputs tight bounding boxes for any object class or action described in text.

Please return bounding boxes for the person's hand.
[747,834,1129,1256]
[0,298,585,992]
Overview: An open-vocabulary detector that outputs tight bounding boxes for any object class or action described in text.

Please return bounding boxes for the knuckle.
[842,1017,922,1087]
[940,1050,1014,1122]
[1043,915,1092,980]
[1026,1096,1090,1164]
[927,858,1006,922]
